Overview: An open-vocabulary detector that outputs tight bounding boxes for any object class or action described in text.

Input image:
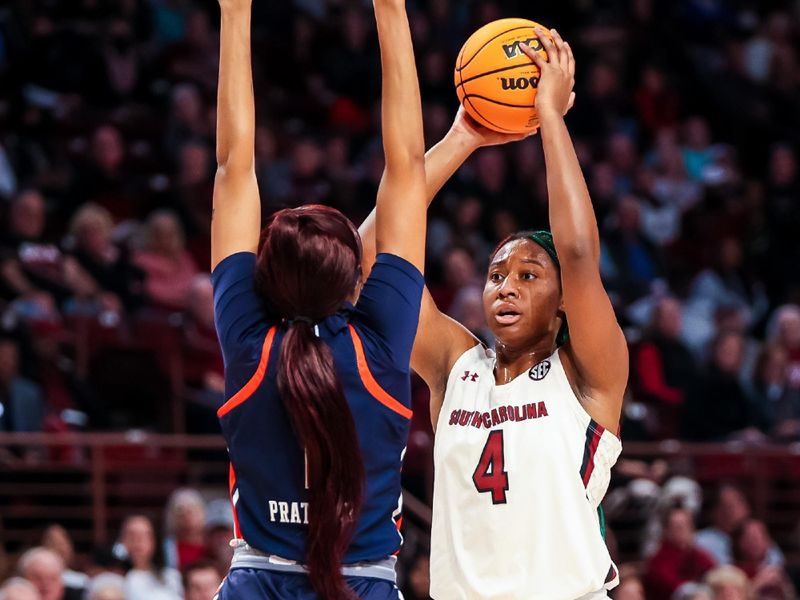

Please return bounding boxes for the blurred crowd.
[2,481,800,599]
[0,489,237,600]
[1,0,800,597]
[0,0,798,441]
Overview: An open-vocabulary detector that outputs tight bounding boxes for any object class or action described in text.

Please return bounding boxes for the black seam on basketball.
[456,44,465,73]
[463,96,518,133]
[457,26,535,72]
[458,48,465,93]
[457,63,538,87]
[462,93,536,109]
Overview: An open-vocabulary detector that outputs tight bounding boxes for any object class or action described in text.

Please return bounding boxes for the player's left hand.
[521,28,576,121]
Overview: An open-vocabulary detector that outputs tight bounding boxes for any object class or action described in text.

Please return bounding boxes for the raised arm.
[359,109,532,276]
[523,30,627,431]
[211,0,261,271]
[372,0,427,272]
[359,111,532,426]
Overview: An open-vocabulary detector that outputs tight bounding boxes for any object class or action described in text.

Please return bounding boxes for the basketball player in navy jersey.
[361,30,626,599]
[210,0,426,597]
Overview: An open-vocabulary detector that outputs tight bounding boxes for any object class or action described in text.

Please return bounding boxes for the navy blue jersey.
[212,252,423,563]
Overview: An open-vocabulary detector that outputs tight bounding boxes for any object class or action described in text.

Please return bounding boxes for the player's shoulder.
[447,343,493,379]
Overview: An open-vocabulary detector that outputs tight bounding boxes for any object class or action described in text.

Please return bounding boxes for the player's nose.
[497,278,519,298]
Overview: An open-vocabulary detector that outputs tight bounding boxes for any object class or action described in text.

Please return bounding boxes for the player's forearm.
[539,111,600,262]
[375,0,425,174]
[358,130,476,274]
[215,5,255,171]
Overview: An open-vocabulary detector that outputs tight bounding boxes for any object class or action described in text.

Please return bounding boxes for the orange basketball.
[454,18,551,134]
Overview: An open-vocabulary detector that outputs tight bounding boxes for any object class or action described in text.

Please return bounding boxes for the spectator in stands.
[164,84,211,161]
[429,246,481,315]
[634,65,681,134]
[633,297,697,439]
[163,488,206,570]
[767,305,800,391]
[0,577,40,600]
[202,500,234,578]
[0,190,94,310]
[681,117,717,182]
[182,275,224,421]
[182,560,222,600]
[645,507,716,600]
[449,285,494,347]
[98,20,142,107]
[732,519,794,599]
[132,211,198,311]
[602,195,663,303]
[0,336,44,433]
[613,573,645,600]
[683,237,768,355]
[641,476,704,558]
[161,9,218,89]
[64,204,144,312]
[747,344,800,441]
[471,147,513,210]
[17,547,82,600]
[764,147,800,300]
[704,565,749,600]
[696,484,751,565]
[671,582,712,600]
[169,141,214,267]
[647,129,702,216]
[682,331,765,442]
[40,526,87,592]
[72,126,136,222]
[84,573,125,600]
[118,515,182,600]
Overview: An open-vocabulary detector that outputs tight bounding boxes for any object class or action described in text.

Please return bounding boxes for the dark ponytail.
[255,205,365,600]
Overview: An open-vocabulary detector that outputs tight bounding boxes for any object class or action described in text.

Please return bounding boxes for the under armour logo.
[461,371,479,382]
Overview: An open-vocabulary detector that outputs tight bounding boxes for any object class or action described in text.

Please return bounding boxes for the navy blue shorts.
[216,568,403,599]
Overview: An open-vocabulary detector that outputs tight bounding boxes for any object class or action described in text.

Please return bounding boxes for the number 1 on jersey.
[472,430,509,504]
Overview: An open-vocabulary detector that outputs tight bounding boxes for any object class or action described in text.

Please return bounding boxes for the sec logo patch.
[528,360,551,381]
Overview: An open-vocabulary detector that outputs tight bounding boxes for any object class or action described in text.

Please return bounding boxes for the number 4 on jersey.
[472,430,509,504]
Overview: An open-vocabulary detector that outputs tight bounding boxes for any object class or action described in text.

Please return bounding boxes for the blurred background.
[0,0,799,598]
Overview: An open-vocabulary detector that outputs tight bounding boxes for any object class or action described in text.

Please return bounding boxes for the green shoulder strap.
[598,505,606,541]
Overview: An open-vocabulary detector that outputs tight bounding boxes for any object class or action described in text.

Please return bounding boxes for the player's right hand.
[449,90,575,150]
[449,105,536,149]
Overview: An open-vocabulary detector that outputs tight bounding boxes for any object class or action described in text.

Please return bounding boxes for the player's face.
[483,239,563,350]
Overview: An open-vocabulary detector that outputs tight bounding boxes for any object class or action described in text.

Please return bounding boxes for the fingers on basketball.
[454,18,550,134]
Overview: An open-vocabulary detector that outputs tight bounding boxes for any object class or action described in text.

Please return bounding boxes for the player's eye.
[521,272,536,281]
[489,272,504,283]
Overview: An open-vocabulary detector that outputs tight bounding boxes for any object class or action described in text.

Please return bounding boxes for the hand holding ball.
[454,19,552,134]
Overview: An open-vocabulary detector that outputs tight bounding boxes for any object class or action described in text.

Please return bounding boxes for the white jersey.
[430,345,621,600]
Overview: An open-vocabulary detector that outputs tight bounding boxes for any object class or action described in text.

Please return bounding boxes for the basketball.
[454,18,551,134]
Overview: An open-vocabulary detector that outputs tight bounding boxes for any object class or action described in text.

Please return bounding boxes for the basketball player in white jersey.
[359,27,625,599]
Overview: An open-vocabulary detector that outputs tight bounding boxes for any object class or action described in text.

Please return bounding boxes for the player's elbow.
[385,148,425,178]
[215,148,254,174]
[558,238,600,265]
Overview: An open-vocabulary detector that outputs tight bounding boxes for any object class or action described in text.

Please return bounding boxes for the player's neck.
[493,337,556,384]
